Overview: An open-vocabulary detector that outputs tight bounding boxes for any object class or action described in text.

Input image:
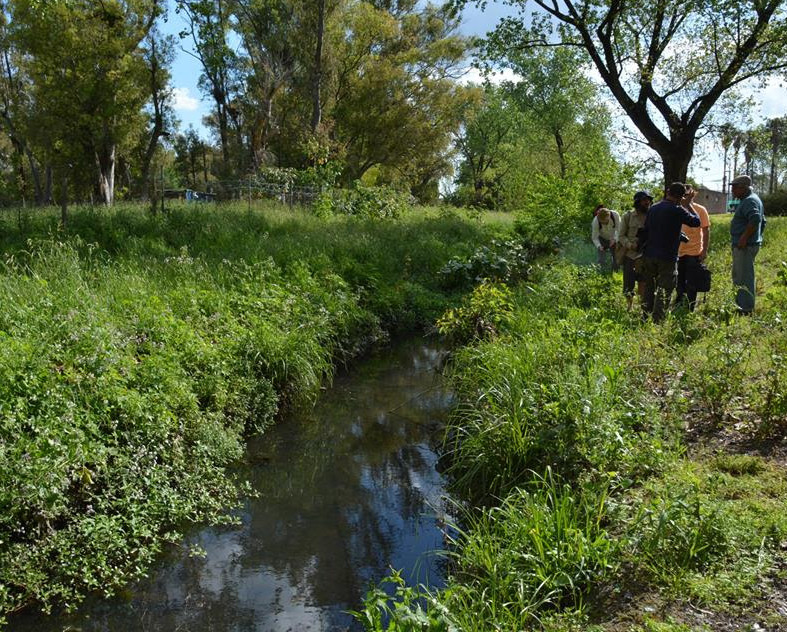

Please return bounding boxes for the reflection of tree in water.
[11,341,452,632]
[235,342,451,605]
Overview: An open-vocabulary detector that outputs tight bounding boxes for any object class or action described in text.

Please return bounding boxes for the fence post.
[248,177,252,213]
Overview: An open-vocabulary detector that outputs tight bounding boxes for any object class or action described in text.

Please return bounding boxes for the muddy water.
[14,339,455,632]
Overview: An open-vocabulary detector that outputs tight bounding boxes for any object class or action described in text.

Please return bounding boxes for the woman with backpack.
[591,206,621,273]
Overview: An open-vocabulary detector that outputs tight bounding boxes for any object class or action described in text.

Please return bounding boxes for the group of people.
[591,175,766,322]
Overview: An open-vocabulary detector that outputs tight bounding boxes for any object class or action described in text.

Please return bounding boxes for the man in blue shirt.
[638,182,701,322]
[729,175,765,314]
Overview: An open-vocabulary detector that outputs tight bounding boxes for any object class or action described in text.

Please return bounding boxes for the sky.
[161,1,787,192]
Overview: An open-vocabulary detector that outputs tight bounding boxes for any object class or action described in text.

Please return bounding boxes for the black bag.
[689,260,712,292]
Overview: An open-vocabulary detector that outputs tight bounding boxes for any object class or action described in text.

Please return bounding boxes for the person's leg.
[675,256,687,305]
[623,258,635,309]
[686,259,699,311]
[640,258,656,318]
[653,260,677,323]
[732,245,759,313]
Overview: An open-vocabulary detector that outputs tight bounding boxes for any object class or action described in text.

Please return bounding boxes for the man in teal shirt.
[729,175,765,314]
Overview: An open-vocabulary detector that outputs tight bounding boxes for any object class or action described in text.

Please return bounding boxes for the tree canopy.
[453,0,787,185]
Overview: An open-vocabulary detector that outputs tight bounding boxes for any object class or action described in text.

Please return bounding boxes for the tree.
[138,27,176,200]
[332,2,473,192]
[11,0,160,207]
[456,0,787,185]
[454,85,520,207]
[490,46,607,179]
[177,0,240,171]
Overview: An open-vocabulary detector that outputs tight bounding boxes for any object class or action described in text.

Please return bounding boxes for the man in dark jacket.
[638,182,701,322]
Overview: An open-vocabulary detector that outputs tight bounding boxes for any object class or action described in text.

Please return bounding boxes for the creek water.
[13,339,456,632]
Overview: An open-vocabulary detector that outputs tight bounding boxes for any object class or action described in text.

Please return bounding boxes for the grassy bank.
[361,215,787,630]
[0,201,520,622]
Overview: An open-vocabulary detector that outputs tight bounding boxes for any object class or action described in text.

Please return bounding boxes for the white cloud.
[757,77,787,119]
[171,87,200,111]
[458,65,520,86]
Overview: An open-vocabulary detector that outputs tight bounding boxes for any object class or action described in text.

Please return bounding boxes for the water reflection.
[13,340,455,632]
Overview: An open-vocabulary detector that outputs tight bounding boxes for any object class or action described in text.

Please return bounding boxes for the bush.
[762,189,787,216]
[314,184,414,219]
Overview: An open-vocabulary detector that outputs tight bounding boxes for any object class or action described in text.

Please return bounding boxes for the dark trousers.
[639,256,677,323]
[676,255,701,311]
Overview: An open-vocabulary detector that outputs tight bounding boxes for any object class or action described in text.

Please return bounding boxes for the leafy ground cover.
[0,200,523,623]
[358,215,787,631]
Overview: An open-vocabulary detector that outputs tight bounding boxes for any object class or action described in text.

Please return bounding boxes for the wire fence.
[0,176,326,211]
[158,178,325,208]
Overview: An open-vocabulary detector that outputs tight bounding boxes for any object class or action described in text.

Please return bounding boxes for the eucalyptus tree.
[332,1,473,191]
[176,0,241,170]
[0,0,48,203]
[454,0,787,185]
[11,0,161,208]
[138,27,177,199]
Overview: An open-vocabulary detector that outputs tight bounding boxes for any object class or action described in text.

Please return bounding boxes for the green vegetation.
[356,215,787,630]
[0,199,520,622]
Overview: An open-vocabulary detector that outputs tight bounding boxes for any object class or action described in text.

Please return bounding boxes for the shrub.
[438,238,533,289]
[436,281,513,343]
[762,189,787,216]
[314,184,413,219]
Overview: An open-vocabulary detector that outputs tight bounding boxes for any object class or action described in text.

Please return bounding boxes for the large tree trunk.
[659,137,694,187]
[310,0,326,135]
[96,143,116,206]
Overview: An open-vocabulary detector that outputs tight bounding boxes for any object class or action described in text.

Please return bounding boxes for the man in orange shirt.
[675,184,710,310]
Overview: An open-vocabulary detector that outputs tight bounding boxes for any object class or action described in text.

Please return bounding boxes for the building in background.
[695,187,727,214]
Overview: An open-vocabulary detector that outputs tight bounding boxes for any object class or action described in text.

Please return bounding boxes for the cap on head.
[730,175,752,187]
[633,190,653,204]
[667,182,687,198]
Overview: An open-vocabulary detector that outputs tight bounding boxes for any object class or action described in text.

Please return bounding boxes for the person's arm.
[591,218,602,249]
[619,213,632,249]
[611,212,620,245]
[737,223,756,249]
[700,226,709,259]
[681,205,701,227]
[736,199,761,248]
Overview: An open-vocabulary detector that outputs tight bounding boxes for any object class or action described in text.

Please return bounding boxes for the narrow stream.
[13,339,455,632]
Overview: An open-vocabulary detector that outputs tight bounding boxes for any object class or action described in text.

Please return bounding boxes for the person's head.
[730,175,752,200]
[633,190,653,212]
[594,203,605,215]
[596,207,611,224]
[665,182,687,202]
[682,184,696,204]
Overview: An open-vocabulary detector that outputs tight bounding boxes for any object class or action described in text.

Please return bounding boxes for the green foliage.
[447,471,616,625]
[628,486,730,579]
[438,238,533,289]
[436,281,513,343]
[349,569,456,632]
[313,184,414,219]
[761,189,787,217]
[420,218,787,627]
